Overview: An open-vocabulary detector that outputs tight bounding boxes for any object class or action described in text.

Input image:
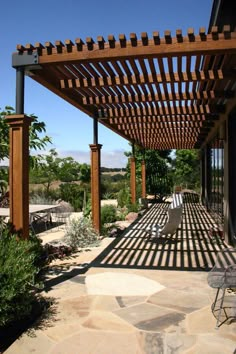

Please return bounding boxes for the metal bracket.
[12,51,39,68]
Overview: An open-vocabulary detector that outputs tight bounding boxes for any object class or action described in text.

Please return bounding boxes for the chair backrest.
[170,193,183,209]
[160,206,182,235]
[207,247,236,288]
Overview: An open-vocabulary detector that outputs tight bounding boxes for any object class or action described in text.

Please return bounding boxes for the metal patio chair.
[146,205,182,238]
[54,202,73,230]
[30,212,50,234]
[207,247,236,328]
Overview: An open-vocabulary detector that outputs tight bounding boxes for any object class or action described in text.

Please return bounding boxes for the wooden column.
[90,144,102,234]
[141,159,146,198]
[5,114,33,239]
[130,157,136,204]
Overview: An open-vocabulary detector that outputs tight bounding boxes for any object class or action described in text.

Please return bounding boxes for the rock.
[125,212,138,222]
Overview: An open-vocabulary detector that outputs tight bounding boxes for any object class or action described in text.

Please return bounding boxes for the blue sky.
[1,0,213,167]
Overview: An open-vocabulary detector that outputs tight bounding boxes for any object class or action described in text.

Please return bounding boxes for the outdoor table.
[0,204,59,220]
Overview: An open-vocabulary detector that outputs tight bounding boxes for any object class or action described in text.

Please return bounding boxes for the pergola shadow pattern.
[92,194,229,271]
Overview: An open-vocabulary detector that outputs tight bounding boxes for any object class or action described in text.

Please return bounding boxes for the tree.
[174,149,200,190]
[30,149,81,193]
[58,157,80,182]
[125,145,173,201]
[29,149,60,193]
[0,106,51,165]
[145,150,173,200]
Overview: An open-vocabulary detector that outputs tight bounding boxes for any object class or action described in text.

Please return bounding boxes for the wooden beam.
[18,32,236,65]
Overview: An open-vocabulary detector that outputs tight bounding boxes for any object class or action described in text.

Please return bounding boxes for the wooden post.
[5,114,33,239]
[90,144,102,234]
[130,156,136,204]
[141,159,146,199]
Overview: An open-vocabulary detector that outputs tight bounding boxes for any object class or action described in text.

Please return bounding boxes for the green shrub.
[63,217,100,249]
[29,192,57,205]
[117,188,130,208]
[127,203,140,213]
[83,198,91,218]
[29,187,60,202]
[101,205,117,225]
[0,225,46,327]
[59,183,85,211]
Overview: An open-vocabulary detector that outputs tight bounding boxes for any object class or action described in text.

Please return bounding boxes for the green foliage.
[29,149,61,192]
[83,199,91,218]
[101,205,117,225]
[29,190,58,205]
[117,188,131,208]
[0,178,8,196]
[100,174,126,199]
[0,106,51,165]
[0,225,46,327]
[78,163,90,184]
[63,217,100,249]
[57,157,80,182]
[174,150,200,190]
[59,183,86,211]
[125,145,173,199]
[29,150,90,199]
[127,203,140,213]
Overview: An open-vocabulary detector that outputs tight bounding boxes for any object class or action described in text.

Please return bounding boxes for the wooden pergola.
[8,26,236,237]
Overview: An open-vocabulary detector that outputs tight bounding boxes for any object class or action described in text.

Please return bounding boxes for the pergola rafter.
[13,25,236,150]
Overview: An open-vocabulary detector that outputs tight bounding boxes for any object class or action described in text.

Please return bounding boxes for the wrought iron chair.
[54,202,73,230]
[207,247,236,328]
[30,212,50,234]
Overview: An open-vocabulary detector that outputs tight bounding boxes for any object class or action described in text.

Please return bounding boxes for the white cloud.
[57,149,128,168]
[2,149,128,168]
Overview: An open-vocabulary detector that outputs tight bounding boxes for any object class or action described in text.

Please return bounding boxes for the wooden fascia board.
[35,34,236,65]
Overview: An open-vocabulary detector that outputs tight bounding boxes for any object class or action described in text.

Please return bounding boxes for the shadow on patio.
[91,193,230,271]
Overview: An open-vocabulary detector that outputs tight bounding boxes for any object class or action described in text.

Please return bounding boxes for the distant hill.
[100,167,126,173]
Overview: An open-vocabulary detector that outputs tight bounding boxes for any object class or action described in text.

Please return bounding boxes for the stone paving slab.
[148,288,210,314]
[85,271,165,296]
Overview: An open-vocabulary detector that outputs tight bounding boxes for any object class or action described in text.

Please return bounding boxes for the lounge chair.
[146,205,182,237]
[207,247,236,328]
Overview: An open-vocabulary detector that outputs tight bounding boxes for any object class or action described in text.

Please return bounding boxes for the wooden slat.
[60,68,230,90]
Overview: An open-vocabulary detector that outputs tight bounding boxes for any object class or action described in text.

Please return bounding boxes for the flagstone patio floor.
[5,199,236,354]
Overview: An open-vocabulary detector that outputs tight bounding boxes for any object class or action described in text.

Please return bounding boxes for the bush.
[127,203,140,213]
[59,183,86,211]
[29,191,57,205]
[63,217,100,250]
[29,187,60,202]
[0,225,46,327]
[117,188,130,208]
[101,205,117,225]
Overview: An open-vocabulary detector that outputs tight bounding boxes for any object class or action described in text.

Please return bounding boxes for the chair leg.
[215,288,226,329]
[212,287,220,313]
